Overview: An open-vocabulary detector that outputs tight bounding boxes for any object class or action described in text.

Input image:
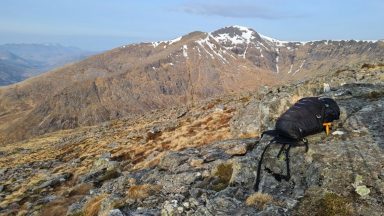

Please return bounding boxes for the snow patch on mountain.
[260,34,289,47]
[151,36,182,48]
[196,37,215,59]
[212,26,255,46]
[233,25,255,44]
[288,64,293,74]
[182,45,188,58]
[276,56,279,73]
[195,35,229,63]
[292,60,306,75]
[169,36,182,45]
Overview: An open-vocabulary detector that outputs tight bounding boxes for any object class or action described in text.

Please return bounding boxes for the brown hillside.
[0,26,383,144]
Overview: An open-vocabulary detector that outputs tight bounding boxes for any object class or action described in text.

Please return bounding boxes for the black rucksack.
[254,97,340,191]
[275,97,340,140]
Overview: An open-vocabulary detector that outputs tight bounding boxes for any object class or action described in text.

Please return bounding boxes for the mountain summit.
[0,26,383,144]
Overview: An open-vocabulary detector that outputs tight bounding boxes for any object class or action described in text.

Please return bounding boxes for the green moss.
[379,74,384,81]
[211,163,233,191]
[294,192,353,216]
[319,193,352,216]
[361,63,376,69]
[368,91,382,99]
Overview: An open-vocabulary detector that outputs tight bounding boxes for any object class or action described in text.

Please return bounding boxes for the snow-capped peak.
[231,25,250,30]
[211,25,256,45]
[233,26,255,44]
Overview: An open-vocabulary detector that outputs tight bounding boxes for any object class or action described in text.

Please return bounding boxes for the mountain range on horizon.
[1,26,382,87]
[0,43,95,86]
[0,25,383,145]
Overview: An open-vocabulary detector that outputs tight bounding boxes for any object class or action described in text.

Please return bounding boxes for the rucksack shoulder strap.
[260,130,279,139]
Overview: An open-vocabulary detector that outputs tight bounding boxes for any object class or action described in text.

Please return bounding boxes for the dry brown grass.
[84,195,107,216]
[129,110,233,169]
[204,103,215,110]
[126,184,162,200]
[246,192,274,210]
[0,172,48,208]
[0,96,235,209]
[290,95,302,104]
[239,132,260,139]
[39,198,73,216]
[39,184,94,216]
[67,183,93,197]
[0,107,234,171]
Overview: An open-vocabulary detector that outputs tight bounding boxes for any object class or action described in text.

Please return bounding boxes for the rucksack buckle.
[323,122,332,135]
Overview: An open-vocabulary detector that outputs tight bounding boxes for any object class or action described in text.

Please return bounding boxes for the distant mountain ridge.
[0,26,383,144]
[0,49,38,85]
[0,43,94,86]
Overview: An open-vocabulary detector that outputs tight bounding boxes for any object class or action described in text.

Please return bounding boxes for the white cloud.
[179,1,302,19]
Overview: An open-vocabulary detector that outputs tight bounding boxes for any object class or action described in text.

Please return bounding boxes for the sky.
[0,0,383,51]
